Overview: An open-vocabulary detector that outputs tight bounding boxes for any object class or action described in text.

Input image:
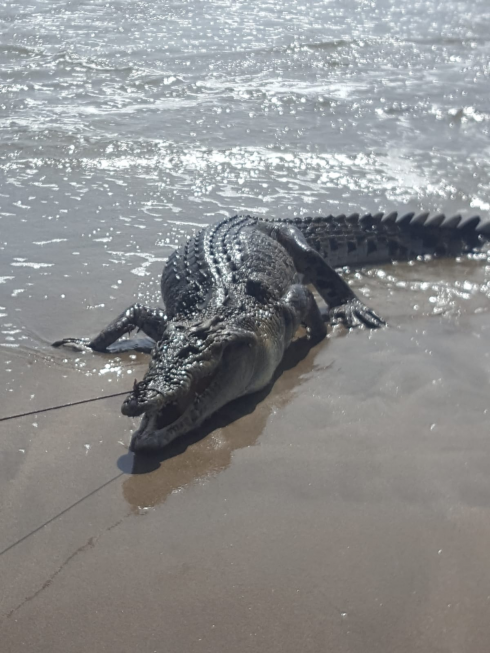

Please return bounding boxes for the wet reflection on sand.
[119,336,327,512]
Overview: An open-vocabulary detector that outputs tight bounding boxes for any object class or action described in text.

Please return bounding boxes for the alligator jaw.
[128,391,213,452]
[128,365,221,452]
[129,411,187,452]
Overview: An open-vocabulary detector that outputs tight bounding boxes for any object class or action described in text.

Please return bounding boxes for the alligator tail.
[273,212,490,268]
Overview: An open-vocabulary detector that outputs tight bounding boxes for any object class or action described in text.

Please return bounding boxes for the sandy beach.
[2,263,490,651]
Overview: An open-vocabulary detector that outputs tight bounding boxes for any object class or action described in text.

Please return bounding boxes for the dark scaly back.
[161,226,212,319]
[161,211,490,318]
[161,215,297,320]
[269,212,490,267]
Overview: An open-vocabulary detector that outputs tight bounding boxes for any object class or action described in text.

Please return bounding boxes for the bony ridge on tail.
[53,211,490,451]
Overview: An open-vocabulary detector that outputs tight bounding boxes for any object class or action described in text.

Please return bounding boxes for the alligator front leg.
[268,224,385,329]
[52,303,168,352]
[281,284,327,344]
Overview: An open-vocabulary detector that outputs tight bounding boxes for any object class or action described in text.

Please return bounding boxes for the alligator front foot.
[52,337,102,352]
[330,298,385,329]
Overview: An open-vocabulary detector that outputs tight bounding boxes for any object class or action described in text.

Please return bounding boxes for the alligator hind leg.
[267,224,385,329]
[52,303,167,352]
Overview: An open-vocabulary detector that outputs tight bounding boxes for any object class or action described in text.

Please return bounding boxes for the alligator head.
[122,315,260,452]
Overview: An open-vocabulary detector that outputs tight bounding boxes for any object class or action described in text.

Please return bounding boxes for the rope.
[0,392,132,559]
[0,472,125,558]
[0,390,130,423]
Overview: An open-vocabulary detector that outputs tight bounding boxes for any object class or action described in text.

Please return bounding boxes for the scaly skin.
[53,211,489,451]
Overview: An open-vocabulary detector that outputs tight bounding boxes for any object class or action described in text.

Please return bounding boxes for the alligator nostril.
[121,396,145,417]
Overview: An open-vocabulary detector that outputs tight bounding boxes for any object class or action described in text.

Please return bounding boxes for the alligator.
[53,211,489,452]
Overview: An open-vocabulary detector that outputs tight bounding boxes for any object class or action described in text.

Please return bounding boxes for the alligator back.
[161,216,295,319]
[272,212,489,268]
[161,212,489,319]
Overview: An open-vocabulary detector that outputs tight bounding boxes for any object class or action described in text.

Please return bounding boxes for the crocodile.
[53,211,489,452]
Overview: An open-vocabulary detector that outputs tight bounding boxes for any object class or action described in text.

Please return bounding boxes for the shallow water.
[2,1,490,651]
[2,0,490,361]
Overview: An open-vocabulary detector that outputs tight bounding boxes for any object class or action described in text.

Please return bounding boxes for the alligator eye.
[189,327,207,338]
[189,325,213,339]
[177,344,200,358]
[189,315,224,337]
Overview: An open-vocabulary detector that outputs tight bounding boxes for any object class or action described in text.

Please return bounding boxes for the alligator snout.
[121,395,145,417]
[121,380,164,417]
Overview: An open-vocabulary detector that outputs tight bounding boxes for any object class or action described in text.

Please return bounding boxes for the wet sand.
[2,261,490,653]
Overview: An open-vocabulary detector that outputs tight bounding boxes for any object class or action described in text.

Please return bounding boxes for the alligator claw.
[52,337,93,351]
[330,299,386,329]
